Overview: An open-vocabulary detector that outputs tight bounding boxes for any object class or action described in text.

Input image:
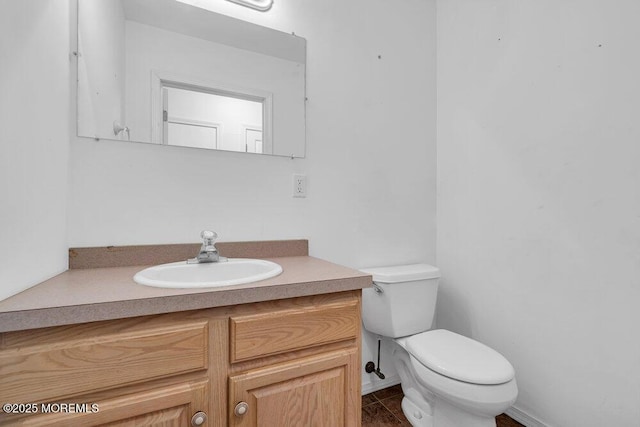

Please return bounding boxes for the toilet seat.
[399,329,515,385]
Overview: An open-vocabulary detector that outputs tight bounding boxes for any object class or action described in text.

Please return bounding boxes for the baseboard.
[506,406,549,427]
[361,374,401,395]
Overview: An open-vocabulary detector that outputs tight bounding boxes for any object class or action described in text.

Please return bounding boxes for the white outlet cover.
[293,174,307,198]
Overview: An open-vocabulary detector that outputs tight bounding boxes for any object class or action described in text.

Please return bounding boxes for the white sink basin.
[133,258,282,289]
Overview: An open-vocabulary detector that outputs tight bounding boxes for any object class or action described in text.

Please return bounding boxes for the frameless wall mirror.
[77,0,306,158]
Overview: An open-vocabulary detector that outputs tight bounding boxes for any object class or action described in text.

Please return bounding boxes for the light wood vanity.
[0,240,370,426]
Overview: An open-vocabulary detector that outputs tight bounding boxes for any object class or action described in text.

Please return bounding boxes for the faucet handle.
[201,230,218,244]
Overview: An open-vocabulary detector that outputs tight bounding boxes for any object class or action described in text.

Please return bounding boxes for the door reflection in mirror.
[161,85,263,153]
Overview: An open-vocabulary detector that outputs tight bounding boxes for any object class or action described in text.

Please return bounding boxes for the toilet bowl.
[360,264,518,427]
[394,331,517,427]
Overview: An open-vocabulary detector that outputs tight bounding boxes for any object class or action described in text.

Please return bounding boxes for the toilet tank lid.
[360,264,440,283]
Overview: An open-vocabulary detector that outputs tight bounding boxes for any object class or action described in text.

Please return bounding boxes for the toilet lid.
[404,330,515,385]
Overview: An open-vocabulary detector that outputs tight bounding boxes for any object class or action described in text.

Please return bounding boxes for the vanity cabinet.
[0,310,217,426]
[227,293,361,427]
[0,291,361,427]
[229,349,358,427]
[2,380,209,427]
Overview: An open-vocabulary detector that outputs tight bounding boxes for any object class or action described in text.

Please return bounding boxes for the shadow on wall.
[435,278,473,337]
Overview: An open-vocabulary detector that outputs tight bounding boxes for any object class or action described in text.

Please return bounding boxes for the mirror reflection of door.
[161,84,263,153]
[244,128,263,154]
[162,87,219,149]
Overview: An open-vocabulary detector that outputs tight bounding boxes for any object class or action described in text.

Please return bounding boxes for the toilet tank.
[361,264,440,338]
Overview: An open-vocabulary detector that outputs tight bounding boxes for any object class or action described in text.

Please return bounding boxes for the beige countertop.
[0,255,372,333]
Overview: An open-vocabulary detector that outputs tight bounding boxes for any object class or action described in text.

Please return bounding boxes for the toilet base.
[431,397,497,427]
[401,394,497,427]
[402,396,433,427]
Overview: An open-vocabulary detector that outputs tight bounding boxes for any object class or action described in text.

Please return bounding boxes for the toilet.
[360,264,518,427]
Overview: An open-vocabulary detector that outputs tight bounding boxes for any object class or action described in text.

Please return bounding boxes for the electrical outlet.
[293,174,307,198]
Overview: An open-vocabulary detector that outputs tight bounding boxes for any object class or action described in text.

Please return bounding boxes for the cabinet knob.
[234,401,249,416]
[191,411,207,426]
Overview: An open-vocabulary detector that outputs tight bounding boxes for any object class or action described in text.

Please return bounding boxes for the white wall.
[69,0,437,390]
[69,0,437,266]
[437,1,640,425]
[0,0,70,302]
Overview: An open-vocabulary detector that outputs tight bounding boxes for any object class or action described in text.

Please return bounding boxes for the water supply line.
[365,339,386,379]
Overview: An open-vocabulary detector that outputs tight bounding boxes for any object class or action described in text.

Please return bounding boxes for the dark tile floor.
[362,384,524,427]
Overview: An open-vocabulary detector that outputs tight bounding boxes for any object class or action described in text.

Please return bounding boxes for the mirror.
[77,0,306,157]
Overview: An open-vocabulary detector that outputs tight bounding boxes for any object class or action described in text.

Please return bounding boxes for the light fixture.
[226,0,273,11]
[176,0,273,12]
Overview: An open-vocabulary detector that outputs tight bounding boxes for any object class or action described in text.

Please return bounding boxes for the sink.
[133,258,282,289]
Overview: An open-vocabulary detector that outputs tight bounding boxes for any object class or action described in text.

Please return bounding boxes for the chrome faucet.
[188,230,226,263]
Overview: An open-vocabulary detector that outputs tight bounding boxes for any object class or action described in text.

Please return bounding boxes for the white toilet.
[361,264,518,427]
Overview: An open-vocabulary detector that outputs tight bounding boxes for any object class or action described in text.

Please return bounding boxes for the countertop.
[0,255,372,333]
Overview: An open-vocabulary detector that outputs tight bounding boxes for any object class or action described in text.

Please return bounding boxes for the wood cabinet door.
[2,380,208,427]
[229,349,359,427]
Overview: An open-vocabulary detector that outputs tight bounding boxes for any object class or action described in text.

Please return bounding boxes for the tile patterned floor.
[362,384,524,427]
